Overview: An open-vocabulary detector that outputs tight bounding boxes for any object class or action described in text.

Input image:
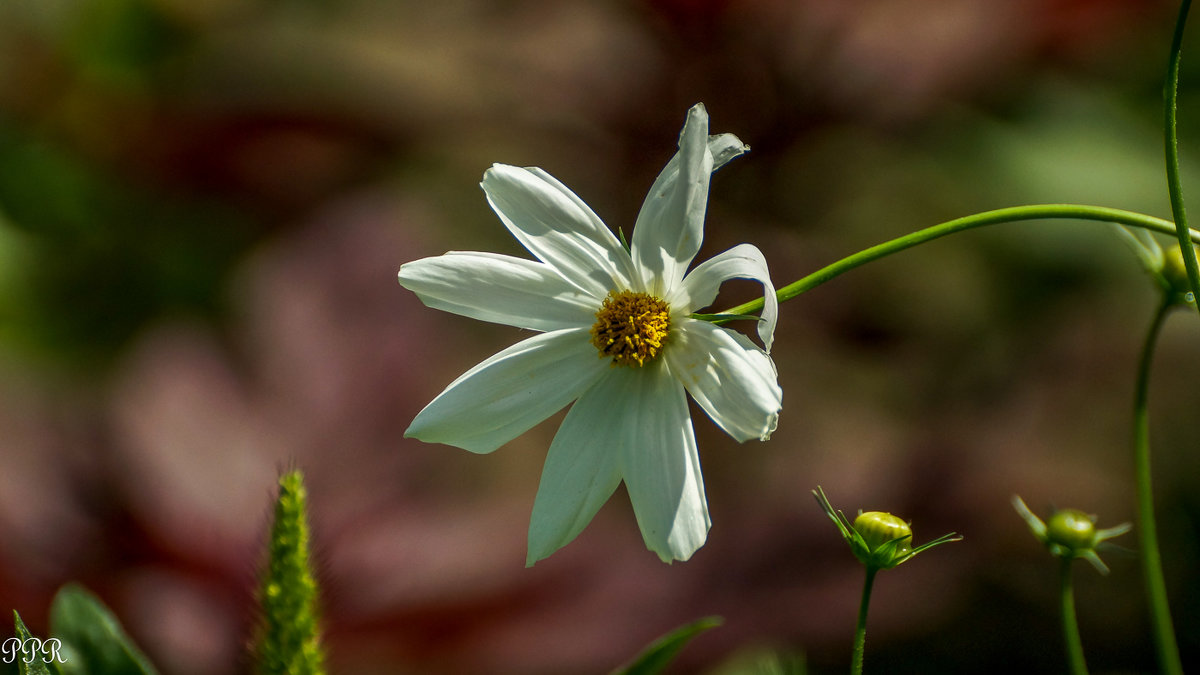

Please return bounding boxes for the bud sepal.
[1111,225,1198,305]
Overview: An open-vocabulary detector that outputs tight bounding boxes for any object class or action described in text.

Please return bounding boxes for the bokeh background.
[1,0,1198,673]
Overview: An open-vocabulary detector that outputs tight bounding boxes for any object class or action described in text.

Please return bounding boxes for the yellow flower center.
[590,290,671,367]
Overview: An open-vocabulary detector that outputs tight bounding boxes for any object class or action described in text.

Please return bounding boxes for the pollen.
[590,290,671,367]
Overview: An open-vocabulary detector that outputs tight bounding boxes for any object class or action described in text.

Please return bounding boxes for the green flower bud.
[814,487,960,571]
[1012,495,1131,575]
[1162,244,1200,300]
[852,511,912,556]
[1045,509,1096,553]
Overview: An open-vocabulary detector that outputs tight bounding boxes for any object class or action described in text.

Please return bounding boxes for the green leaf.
[49,584,157,675]
[12,611,59,675]
[710,645,808,675]
[611,616,723,675]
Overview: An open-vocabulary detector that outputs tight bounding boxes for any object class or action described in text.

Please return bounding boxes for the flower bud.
[814,487,960,571]
[1045,509,1096,553]
[1162,244,1200,300]
[853,511,912,556]
[1012,495,1131,574]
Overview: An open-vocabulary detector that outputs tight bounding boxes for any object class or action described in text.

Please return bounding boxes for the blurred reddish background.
[0,0,1197,673]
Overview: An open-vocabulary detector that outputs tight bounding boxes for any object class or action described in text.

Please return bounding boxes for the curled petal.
[675,243,777,352]
[482,164,634,297]
[666,319,782,442]
[708,133,751,171]
[406,329,606,454]
[399,252,597,332]
[631,104,749,295]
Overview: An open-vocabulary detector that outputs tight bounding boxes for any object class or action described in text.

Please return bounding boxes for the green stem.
[851,566,877,675]
[720,204,1198,318]
[1059,557,1089,675]
[1164,0,1200,312]
[1132,297,1185,675]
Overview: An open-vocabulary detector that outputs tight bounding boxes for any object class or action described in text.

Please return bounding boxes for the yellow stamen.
[590,290,671,367]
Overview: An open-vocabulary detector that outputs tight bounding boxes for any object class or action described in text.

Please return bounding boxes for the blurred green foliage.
[0,129,257,370]
[0,0,260,371]
[62,0,191,86]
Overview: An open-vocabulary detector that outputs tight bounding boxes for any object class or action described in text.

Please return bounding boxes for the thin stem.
[1132,297,1185,675]
[720,204,1199,318]
[1059,558,1089,675]
[851,567,877,675]
[1164,0,1200,312]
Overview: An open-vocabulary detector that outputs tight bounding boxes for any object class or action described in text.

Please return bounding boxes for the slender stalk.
[1164,0,1200,311]
[851,567,877,675]
[1132,298,1184,675]
[720,204,1199,317]
[1059,558,1089,675]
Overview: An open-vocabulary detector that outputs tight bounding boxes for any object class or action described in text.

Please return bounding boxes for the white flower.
[399,104,782,565]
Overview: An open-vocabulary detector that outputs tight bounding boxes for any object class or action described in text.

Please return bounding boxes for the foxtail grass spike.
[255,469,325,675]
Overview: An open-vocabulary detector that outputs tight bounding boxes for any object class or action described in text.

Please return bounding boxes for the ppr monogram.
[2,636,66,664]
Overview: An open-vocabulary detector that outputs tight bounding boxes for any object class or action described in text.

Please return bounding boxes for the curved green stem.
[851,567,877,675]
[1059,558,1089,675]
[1132,297,1185,675]
[721,204,1199,317]
[1164,0,1200,312]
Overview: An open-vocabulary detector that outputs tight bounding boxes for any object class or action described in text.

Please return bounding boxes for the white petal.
[482,164,634,297]
[399,252,597,332]
[527,364,710,564]
[525,369,629,566]
[666,319,782,442]
[616,363,711,562]
[631,104,749,295]
[673,243,778,352]
[405,329,606,454]
[708,133,752,171]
